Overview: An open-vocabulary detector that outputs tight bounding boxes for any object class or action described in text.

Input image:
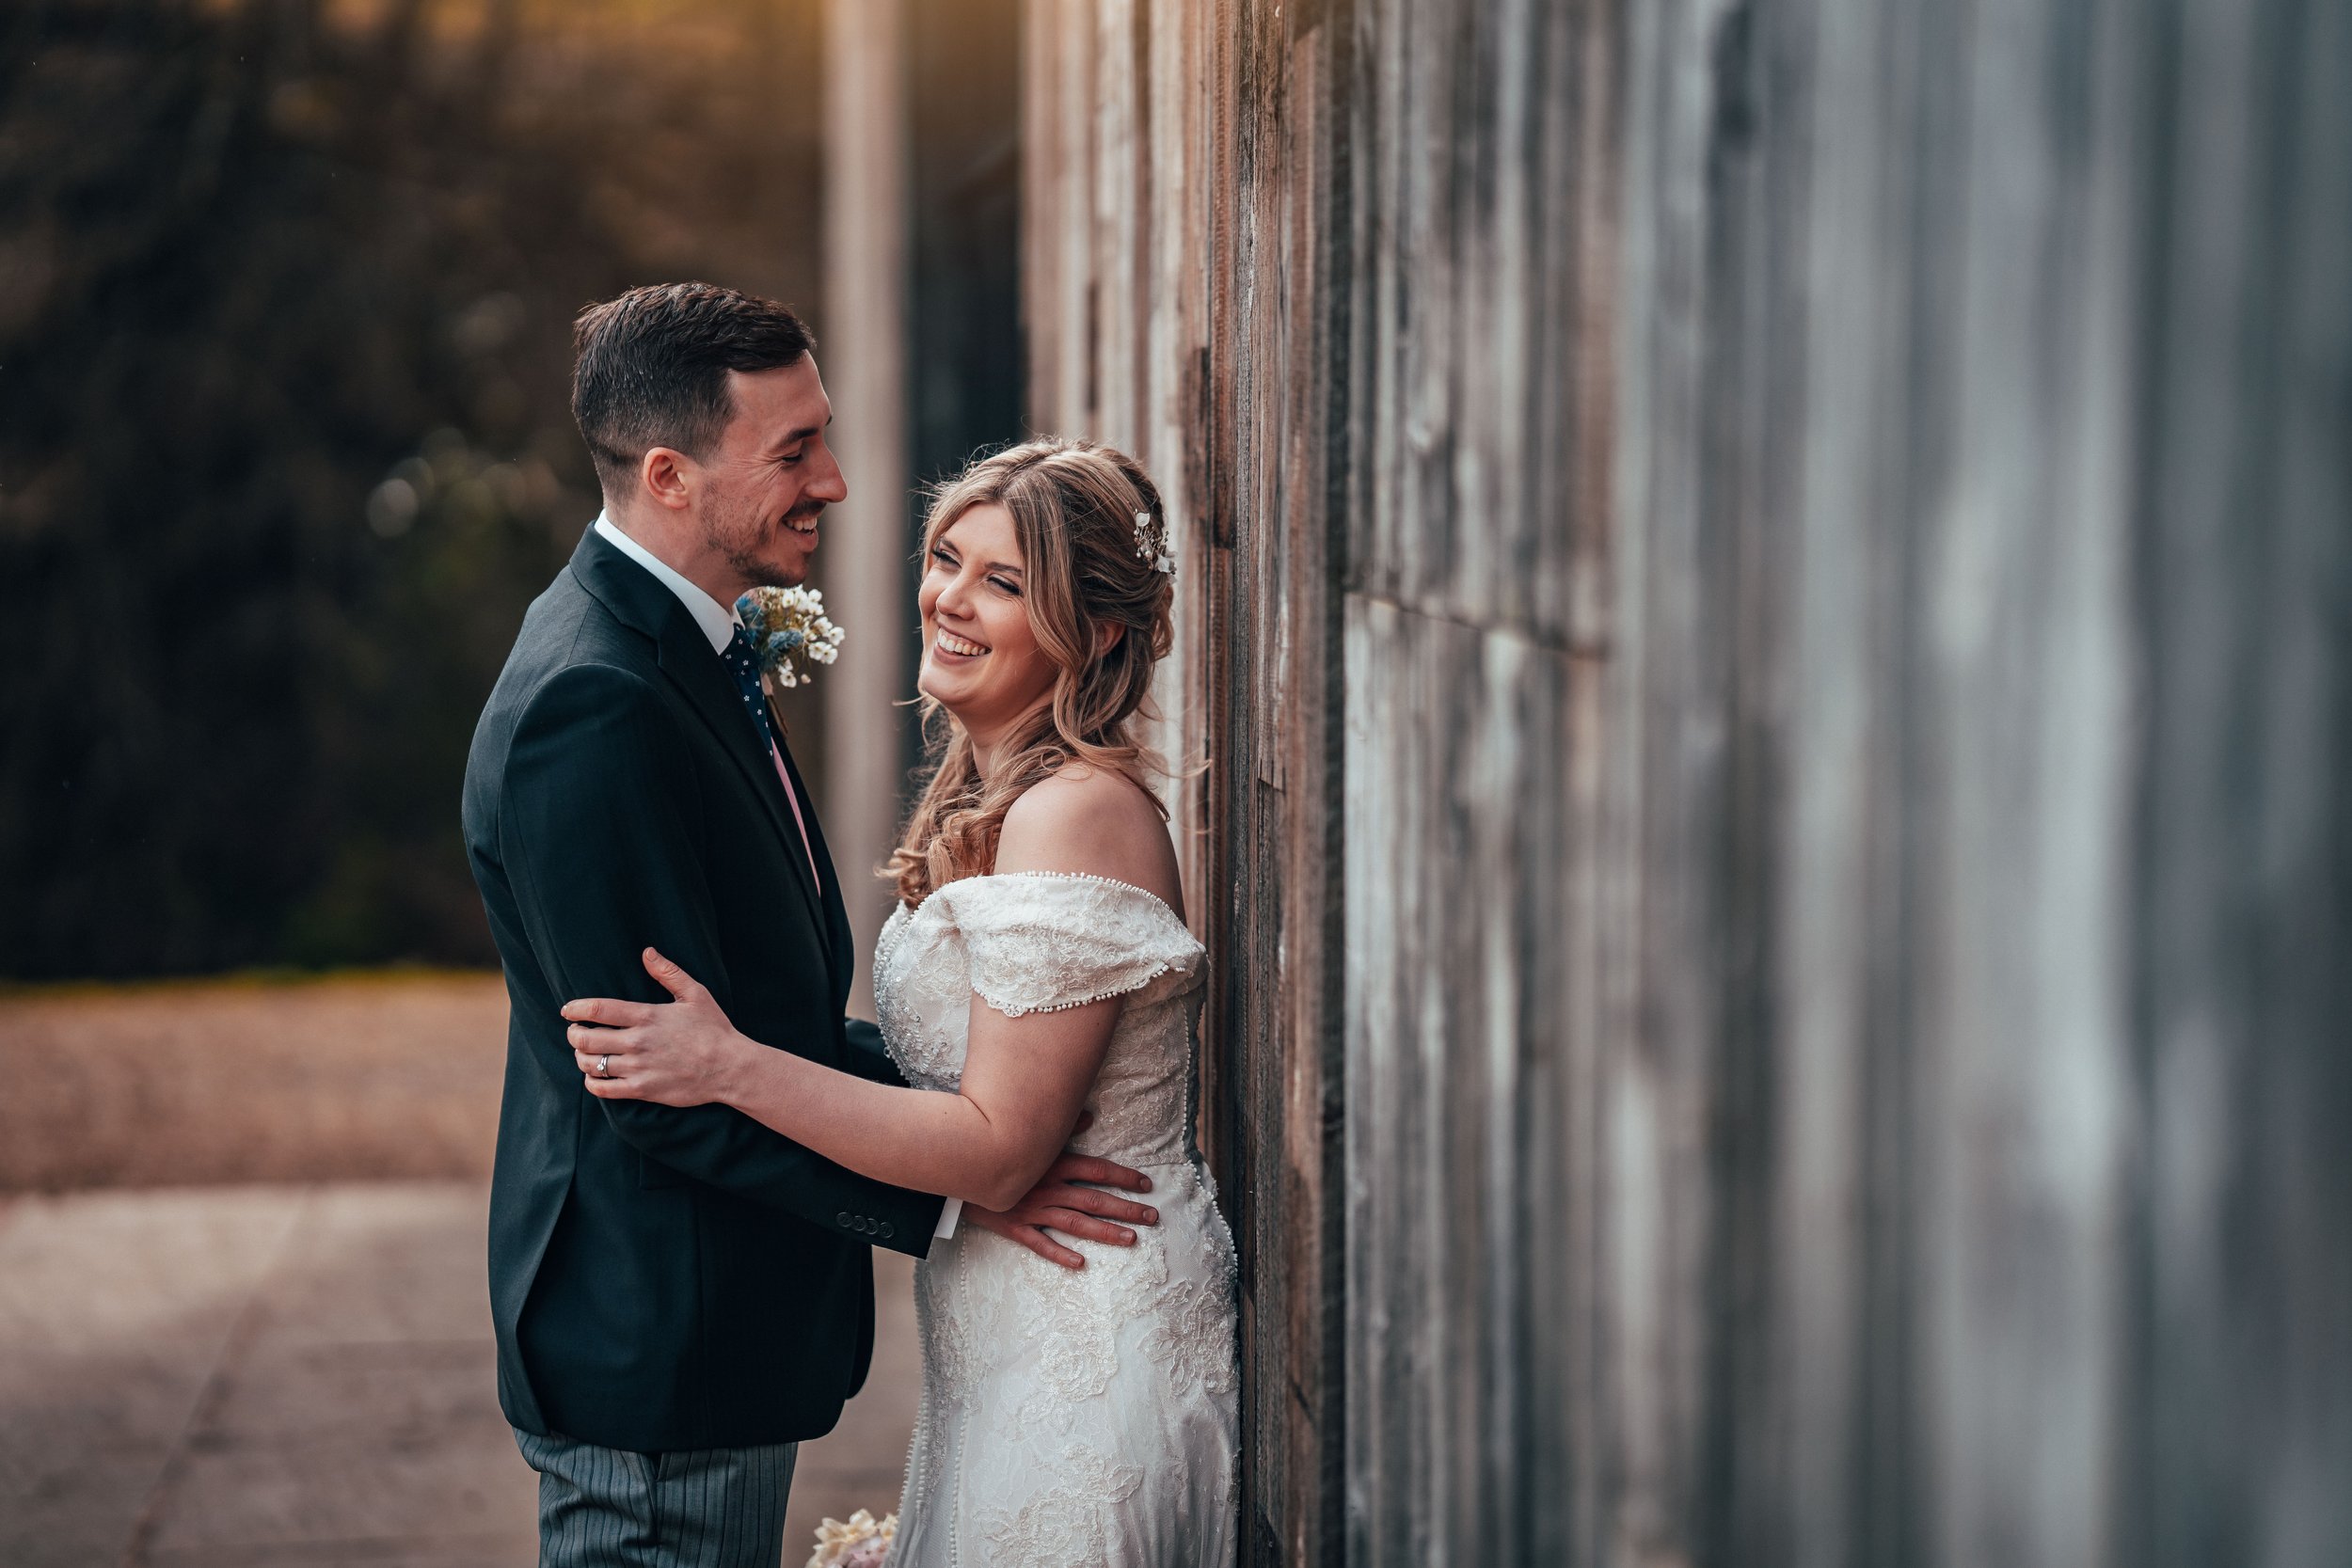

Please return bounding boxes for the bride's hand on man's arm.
[563,948,758,1108]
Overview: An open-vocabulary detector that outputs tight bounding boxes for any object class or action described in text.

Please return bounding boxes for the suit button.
[861,1217,876,1233]
[837,1212,852,1228]
[880,1222,895,1240]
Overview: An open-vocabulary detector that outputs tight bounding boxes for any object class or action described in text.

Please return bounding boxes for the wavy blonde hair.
[887,438,1176,908]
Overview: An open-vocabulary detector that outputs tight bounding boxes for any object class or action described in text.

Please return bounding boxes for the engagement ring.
[596,1054,612,1079]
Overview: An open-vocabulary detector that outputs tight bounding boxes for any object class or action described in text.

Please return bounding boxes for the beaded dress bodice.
[876,873,1207,1168]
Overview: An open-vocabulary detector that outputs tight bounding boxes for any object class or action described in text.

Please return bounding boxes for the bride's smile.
[915,501,1060,753]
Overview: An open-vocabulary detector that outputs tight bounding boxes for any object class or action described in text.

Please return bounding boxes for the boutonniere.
[737,585,847,690]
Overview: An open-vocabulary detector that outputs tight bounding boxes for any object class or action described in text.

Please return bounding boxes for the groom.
[462,282,1157,1566]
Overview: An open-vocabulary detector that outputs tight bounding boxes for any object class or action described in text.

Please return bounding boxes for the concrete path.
[0,1183,920,1568]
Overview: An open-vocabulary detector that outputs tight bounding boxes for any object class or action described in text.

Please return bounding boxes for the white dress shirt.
[593,514,961,1241]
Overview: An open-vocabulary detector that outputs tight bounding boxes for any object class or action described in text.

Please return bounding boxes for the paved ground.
[0,1182,920,1568]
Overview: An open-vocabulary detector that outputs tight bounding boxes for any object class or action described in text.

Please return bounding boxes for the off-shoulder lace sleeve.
[929,873,1205,1019]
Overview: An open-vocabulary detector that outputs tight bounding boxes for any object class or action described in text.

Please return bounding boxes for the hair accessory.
[1134,510,1176,578]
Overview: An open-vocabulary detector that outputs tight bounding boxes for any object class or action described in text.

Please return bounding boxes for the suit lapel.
[657,638,828,921]
[570,530,830,951]
[773,732,856,1001]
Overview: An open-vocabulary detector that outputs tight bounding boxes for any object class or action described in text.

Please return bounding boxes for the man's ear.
[640,447,695,512]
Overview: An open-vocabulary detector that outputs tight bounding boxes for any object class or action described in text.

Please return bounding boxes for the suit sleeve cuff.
[933,1197,962,1240]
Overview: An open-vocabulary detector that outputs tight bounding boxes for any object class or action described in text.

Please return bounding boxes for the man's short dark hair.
[570,282,814,492]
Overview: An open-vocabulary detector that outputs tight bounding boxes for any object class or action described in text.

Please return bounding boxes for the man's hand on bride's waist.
[962,1122,1160,1270]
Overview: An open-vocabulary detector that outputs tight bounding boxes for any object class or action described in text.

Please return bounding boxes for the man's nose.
[808,448,848,505]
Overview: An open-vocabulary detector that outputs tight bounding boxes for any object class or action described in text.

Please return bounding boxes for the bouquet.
[737,585,846,690]
[805,1508,897,1568]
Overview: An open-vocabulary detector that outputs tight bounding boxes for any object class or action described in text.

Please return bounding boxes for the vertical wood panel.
[1089,0,1141,451]
[2133,4,2352,1564]
[1775,0,1898,1562]
[1920,2,2137,1560]
[1018,0,1064,428]
[1139,0,1214,920]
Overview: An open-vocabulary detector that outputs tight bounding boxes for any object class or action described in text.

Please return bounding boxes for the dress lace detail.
[876,874,1239,1568]
[1143,1273,1237,1402]
[974,1445,1147,1568]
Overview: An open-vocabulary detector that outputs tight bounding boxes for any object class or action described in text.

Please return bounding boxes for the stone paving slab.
[0,1183,923,1568]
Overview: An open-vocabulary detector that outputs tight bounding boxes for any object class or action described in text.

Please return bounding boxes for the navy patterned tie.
[720,626,777,753]
[720,626,821,893]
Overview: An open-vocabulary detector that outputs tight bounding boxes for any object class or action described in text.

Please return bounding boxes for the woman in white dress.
[560,438,1239,1567]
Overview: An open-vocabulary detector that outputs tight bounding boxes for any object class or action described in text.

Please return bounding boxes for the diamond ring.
[596,1054,612,1079]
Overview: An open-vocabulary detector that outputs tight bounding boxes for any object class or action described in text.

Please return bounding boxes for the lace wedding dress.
[874,873,1239,1568]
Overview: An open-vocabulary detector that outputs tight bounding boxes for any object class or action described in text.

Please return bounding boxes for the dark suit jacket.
[461,525,944,1453]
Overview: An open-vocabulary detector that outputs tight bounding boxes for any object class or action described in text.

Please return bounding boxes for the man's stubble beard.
[700,483,810,590]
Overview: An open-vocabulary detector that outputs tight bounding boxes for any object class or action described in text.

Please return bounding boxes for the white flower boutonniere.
[737,585,847,690]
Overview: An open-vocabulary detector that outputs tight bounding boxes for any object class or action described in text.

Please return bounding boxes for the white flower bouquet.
[804,1507,896,1568]
[737,585,846,690]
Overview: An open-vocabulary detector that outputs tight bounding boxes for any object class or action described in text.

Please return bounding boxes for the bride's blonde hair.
[887,438,1176,908]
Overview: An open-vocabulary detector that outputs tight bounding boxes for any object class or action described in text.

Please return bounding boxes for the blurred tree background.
[0,0,833,979]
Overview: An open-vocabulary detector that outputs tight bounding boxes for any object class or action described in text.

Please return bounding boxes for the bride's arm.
[564,950,1116,1212]
[565,767,1178,1212]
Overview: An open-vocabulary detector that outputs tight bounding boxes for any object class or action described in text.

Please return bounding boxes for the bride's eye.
[989,575,1022,596]
[929,546,958,569]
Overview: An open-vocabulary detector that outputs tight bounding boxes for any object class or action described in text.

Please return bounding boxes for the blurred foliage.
[0,0,829,978]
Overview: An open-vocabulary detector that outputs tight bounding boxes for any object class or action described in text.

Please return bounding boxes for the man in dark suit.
[462,283,1157,1567]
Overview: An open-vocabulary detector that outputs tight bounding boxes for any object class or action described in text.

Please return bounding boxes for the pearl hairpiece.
[1134,510,1175,577]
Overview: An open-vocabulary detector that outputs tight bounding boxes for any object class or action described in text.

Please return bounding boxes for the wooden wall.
[1018,1,2352,1564]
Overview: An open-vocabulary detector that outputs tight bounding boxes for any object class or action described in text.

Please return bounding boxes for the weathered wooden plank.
[2132,3,2352,1564]
[1019,0,1065,430]
[1772,0,1904,1562]
[1270,46,1330,1564]
[1139,0,1215,919]
[1342,595,1576,1565]
[1340,594,1424,1568]
[1032,0,1098,435]
[1914,3,2140,1562]
[1089,0,1142,451]
[1602,6,1735,1563]
[1521,12,1620,1558]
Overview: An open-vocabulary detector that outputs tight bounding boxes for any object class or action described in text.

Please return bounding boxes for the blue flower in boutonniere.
[737,585,846,690]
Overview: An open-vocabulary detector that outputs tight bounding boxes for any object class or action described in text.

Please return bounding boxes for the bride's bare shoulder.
[996,766,1183,913]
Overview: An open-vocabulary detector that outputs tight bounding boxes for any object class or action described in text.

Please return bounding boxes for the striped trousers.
[514,1427,799,1568]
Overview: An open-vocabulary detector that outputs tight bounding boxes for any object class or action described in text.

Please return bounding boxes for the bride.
[559,438,1239,1567]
